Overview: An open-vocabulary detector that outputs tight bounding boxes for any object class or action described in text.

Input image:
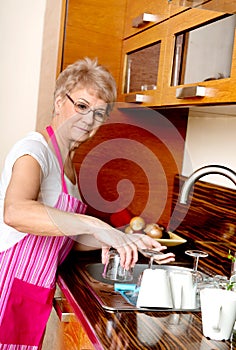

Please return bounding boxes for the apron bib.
[0,126,87,348]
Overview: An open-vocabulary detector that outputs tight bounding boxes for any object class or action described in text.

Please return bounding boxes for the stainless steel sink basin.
[85,262,194,285]
[86,262,149,285]
[79,263,204,312]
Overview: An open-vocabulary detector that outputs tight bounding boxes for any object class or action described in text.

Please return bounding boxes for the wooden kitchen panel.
[73,107,188,228]
[124,0,188,38]
[170,174,236,278]
[171,174,236,242]
[61,0,126,85]
[197,0,236,13]
[62,318,94,350]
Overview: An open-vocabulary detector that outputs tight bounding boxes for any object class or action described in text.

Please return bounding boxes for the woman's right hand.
[72,215,175,270]
[93,227,175,270]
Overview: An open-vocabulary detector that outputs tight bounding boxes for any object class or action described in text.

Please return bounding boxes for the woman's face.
[55,88,108,148]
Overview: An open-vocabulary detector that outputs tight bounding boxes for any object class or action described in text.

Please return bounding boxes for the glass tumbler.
[102,250,133,282]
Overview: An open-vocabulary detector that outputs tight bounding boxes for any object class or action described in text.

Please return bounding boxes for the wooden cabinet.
[120,20,168,106]
[120,2,236,107]
[182,0,236,13]
[61,0,126,86]
[43,291,94,350]
[161,8,236,106]
[61,0,236,108]
[123,0,188,38]
[54,296,94,350]
[62,317,94,350]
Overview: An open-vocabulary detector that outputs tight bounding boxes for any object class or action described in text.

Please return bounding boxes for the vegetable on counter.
[124,216,170,239]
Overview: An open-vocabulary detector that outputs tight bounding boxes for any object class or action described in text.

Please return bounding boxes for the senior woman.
[0,58,175,348]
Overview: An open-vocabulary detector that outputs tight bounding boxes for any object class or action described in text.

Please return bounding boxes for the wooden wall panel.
[73,107,188,228]
[62,1,189,229]
[170,175,236,276]
[171,175,236,243]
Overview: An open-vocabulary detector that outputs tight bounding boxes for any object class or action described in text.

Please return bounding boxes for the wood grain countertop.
[58,246,235,350]
[57,176,236,349]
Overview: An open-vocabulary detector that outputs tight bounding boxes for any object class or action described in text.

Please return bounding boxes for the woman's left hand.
[140,247,176,265]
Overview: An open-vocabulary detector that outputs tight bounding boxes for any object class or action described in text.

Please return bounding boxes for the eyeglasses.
[66,93,108,123]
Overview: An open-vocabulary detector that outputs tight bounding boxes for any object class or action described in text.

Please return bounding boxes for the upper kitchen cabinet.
[179,0,235,14]
[120,21,168,106]
[61,0,126,85]
[119,1,236,107]
[162,7,236,106]
[123,0,188,38]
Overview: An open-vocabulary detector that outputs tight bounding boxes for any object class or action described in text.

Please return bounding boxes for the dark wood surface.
[58,249,235,350]
[73,107,188,227]
[58,177,236,349]
[170,175,236,277]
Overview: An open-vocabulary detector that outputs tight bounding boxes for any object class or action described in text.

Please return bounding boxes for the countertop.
[58,240,236,350]
[57,174,236,349]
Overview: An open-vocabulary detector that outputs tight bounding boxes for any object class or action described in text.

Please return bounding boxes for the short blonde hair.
[54,57,117,115]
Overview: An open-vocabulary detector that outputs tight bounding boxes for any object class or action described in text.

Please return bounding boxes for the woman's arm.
[4,154,61,236]
[4,155,175,268]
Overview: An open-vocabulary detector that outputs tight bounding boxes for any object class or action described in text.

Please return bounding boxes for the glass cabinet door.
[120,20,167,106]
[161,5,236,106]
[120,0,236,106]
[171,14,236,86]
[124,42,161,93]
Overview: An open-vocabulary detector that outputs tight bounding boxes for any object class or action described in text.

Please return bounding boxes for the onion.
[124,225,134,234]
[144,223,163,239]
[129,216,146,232]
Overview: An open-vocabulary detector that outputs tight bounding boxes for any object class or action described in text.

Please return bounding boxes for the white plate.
[156,232,187,247]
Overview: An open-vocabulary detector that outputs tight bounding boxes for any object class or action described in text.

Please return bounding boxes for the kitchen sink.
[85,262,193,285]
[78,262,203,312]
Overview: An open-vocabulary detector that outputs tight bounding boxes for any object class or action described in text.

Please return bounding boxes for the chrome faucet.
[180,165,236,204]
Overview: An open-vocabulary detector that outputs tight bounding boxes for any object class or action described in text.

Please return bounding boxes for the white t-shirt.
[0,131,82,252]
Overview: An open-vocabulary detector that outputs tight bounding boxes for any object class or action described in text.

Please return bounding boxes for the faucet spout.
[180,165,236,204]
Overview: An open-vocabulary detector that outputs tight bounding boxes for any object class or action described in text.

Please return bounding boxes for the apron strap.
[46,126,68,194]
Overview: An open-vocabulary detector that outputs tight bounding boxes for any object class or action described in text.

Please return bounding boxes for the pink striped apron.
[0,126,87,349]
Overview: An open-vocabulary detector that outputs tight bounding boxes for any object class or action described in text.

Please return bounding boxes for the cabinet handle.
[125,94,150,103]
[176,86,206,99]
[132,13,158,28]
[53,297,76,323]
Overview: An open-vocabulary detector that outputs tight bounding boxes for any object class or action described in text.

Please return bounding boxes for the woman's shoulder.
[6,132,52,177]
[18,131,48,147]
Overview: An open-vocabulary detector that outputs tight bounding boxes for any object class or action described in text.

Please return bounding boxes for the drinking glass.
[130,249,164,298]
[185,250,208,283]
[102,249,133,281]
[141,249,164,269]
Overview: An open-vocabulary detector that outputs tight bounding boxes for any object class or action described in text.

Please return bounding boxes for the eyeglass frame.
[65,93,109,123]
